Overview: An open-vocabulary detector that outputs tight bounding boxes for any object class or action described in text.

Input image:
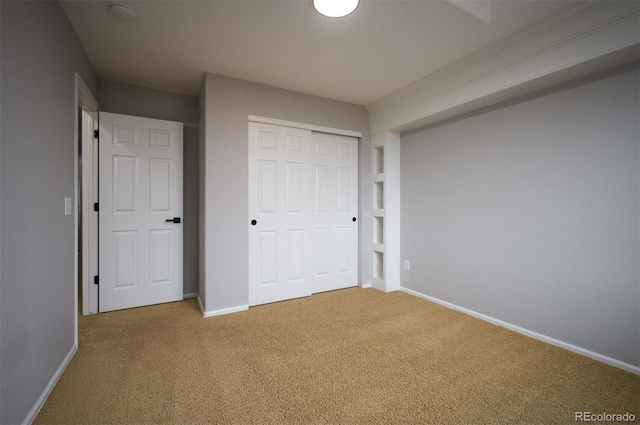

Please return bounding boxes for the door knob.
[165,217,181,223]
[251,220,257,225]
[352,217,357,222]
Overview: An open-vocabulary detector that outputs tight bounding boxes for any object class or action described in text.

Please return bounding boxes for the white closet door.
[99,112,183,312]
[248,122,359,306]
[310,132,359,293]
[248,122,313,306]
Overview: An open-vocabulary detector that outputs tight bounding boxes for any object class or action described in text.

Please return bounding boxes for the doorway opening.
[75,74,99,324]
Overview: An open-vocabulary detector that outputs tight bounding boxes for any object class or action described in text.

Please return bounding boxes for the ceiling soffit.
[367,1,640,135]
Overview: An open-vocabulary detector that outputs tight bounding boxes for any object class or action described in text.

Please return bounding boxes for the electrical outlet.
[404,260,410,271]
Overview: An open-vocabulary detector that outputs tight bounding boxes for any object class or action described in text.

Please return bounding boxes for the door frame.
[75,74,99,322]
[248,116,362,139]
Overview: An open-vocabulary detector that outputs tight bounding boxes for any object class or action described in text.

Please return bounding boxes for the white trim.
[371,276,385,292]
[197,295,248,317]
[80,111,98,316]
[21,344,77,425]
[199,300,249,318]
[248,115,362,138]
[361,283,372,289]
[74,82,79,347]
[183,292,198,299]
[400,287,640,375]
[76,74,99,317]
[76,74,98,112]
[367,1,640,134]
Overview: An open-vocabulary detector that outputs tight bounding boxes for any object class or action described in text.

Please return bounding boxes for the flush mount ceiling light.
[109,3,136,21]
[313,0,359,18]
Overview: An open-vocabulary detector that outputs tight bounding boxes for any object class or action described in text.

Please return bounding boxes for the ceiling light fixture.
[109,3,136,21]
[313,0,359,18]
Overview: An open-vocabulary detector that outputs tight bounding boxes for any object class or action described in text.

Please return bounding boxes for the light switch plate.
[64,197,73,216]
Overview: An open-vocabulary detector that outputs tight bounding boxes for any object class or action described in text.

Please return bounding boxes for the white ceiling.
[61,0,584,106]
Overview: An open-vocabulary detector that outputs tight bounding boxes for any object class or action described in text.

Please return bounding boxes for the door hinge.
[93,202,99,212]
[94,276,99,285]
[94,129,99,139]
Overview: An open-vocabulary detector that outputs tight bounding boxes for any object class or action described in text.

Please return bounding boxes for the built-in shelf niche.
[373,251,384,280]
[373,216,384,244]
[370,131,400,292]
[373,181,384,210]
[373,145,384,175]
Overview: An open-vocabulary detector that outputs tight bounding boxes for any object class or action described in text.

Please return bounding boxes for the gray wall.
[99,80,200,296]
[0,2,99,424]
[201,73,370,312]
[400,63,640,367]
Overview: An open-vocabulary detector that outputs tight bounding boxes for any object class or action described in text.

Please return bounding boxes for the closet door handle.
[352,217,357,222]
[165,217,181,224]
[251,220,257,226]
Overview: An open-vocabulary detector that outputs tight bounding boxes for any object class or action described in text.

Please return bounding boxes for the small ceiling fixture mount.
[313,0,359,18]
[109,3,136,21]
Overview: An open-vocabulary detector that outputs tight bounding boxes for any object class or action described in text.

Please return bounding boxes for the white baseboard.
[361,283,372,289]
[183,292,197,299]
[400,287,640,375]
[197,295,249,318]
[23,344,78,425]
[205,305,249,317]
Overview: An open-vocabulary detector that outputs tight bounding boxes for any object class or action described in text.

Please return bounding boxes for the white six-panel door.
[248,122,358,306]
[248,123,314,306]
[310,132,359,293]
[99,112,183,312]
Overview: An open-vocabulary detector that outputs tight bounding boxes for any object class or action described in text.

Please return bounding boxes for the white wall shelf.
[373,181,385,210]
[370,131,400,292]
[372,251,385,280]
[373,216,384,244]
[373,145,385,174]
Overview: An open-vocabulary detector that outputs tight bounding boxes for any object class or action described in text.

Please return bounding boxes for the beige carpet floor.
[34,288,638,424]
